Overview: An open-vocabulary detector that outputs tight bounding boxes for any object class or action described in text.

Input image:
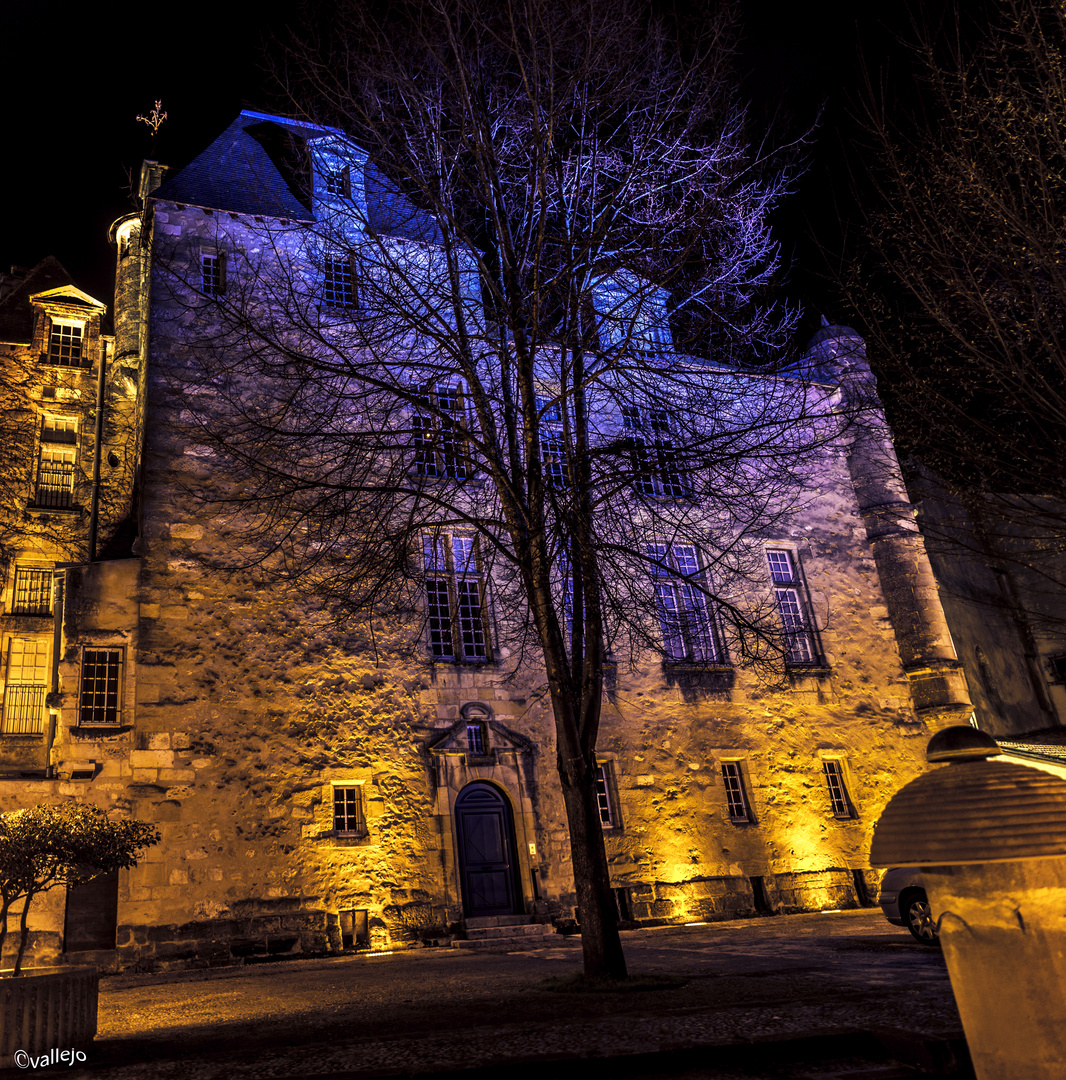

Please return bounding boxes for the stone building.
[0,111,975,971]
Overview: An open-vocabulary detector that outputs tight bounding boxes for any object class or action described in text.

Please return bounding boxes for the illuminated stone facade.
[0,113,977,971]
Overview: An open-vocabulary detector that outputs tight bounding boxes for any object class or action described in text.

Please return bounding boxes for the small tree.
[0,804,159,975]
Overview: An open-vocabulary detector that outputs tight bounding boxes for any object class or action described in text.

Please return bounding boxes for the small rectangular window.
[333,785,366,836]
[721,761,752,822]
[2,638,49,734]
[79,649,122,725]
[466,723,486,754]
[595,763,615,827]
[324,166,349,197]
[12,567,52,616]
[47,322,84,367]
[323,252,356,307]
[200,253,224,296]
[823,760,855,818]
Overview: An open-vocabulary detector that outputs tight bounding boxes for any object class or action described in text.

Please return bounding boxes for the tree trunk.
[557,754,627,981]
[14,892,34,975]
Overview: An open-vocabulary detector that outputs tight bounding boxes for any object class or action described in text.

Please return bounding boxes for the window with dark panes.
[536,397,570,487]
[413,383,469,480]
[622,404,687,498]
[721,761,752,822]
[767,549,819,664]
[647,543,723,663]
[12,566,51,615]
[422,533,489,661]
[595,764,615,827]
[79,649,121,725]
[47,322,84,367]
[823,760,855,818]
[200,253,224,296]
[333,786,365,835]
[323,252,356,307]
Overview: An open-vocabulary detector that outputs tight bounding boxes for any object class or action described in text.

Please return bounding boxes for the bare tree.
[842,0,1066,627]
[152,0,831,980]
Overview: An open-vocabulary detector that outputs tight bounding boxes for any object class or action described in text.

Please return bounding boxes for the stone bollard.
[871,726,1066,1080]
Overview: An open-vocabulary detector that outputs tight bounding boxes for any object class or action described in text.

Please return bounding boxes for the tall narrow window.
[422,533,489,661]
[648,543,723,663]
[2,638,48,734]
[466,722,486,754]
[721,761,752,822]
[79,649,122,725]
[595,763,615,827]
[47,322,84,367]
[323,166,349,197]
[200,253,224,296]
[823,760,855,819]
[767,549,819,665]
[333,786,366,836]
[622,405,687,498]
[12,566,52,615]
[537,397,570,487]
[413,383,469,480]
[323,252,356,307]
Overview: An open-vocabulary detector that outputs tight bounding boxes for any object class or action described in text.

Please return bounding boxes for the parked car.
[877,867,939,945]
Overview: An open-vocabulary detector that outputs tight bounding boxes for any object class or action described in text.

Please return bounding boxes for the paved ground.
[3,910,972,1079]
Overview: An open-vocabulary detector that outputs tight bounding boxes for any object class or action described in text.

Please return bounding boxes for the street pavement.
[5,910,972,1079]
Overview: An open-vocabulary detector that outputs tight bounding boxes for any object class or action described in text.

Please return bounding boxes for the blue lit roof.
[151,110,443,242]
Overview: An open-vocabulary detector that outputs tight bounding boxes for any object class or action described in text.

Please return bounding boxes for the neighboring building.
[0,112,974,971]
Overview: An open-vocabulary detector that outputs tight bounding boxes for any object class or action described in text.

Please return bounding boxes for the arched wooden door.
[454,782,522,917]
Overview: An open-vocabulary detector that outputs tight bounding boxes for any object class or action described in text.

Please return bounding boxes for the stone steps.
[453,917,557,949]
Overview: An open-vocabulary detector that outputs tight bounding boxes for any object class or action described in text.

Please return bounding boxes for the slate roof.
[0,256,77,344]
[996,727,1066,767]
[151,110,443,243]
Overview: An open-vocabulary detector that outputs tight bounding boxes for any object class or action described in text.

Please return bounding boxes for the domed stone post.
[872,726,1066,1080]
[806,323,971,728]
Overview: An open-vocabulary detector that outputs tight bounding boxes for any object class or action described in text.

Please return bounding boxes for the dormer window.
[47,320,85,367]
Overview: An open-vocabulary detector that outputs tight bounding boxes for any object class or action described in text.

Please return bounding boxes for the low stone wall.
[774,869,861,913]
[627,876,756,925]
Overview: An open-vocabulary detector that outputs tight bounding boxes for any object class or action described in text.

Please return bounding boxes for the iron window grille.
[3,638,49,734]
[823,760,856,818]
[767,549,820,665]
[323,252,356,307]
[648,543,724,663]
[47,322,85,367]
[423,533,490,661]
[413,383,470,480]
[595,763,615,827]
[333,786,366,836]
[721,761,752,822]
[35,449,75,509]
[79,649,122,725]
[622,405,688,499]
[200,253,224,296]
[12,567,52,615]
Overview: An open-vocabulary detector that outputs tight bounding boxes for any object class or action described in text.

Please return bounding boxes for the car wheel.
[904,891,939,945]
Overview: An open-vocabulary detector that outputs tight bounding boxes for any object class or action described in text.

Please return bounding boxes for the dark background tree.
[840,0,1066,623]
[151,0,841,980]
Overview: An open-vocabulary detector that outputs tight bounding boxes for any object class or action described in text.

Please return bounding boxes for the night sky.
[1,0,919,333]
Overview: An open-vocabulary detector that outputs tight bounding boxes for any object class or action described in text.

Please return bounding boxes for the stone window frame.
[34,414,79,510]
[199,250,226,297]
[594,760,621,830]
[322,251,357,309]
[647,542,726,665]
